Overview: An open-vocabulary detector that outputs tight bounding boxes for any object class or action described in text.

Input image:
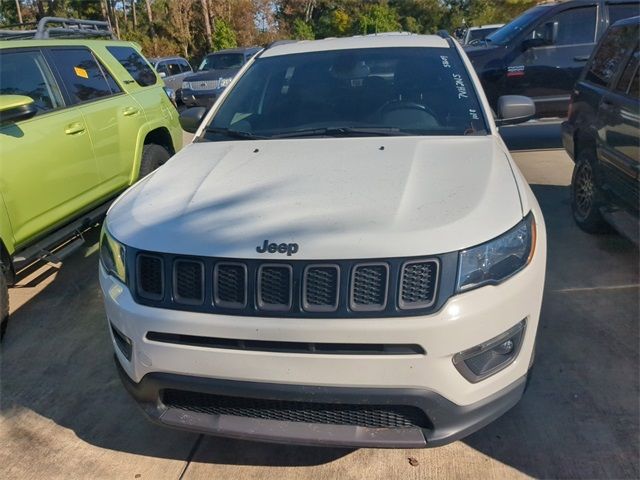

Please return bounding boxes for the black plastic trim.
[136,254,164,301]
[115,356,527,448]
[398,258,440,310]
[127,248,458,319]
[213,262,248,309]
[173,259,205,305]
[146,331,425,355]
[349,262,389,312]
[302,264,340,312]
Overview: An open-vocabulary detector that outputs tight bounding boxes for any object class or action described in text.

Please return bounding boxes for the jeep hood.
[108,137,524,259]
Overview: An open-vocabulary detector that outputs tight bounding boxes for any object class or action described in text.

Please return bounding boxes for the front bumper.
[116,356,527,448]
[100,210,546,447]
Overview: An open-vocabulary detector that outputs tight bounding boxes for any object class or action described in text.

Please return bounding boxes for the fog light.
[453,320,526,383]
[111,323,132,361]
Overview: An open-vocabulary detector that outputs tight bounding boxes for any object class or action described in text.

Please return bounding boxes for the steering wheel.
[376,100,438,122]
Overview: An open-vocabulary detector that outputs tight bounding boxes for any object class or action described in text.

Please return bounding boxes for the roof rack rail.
[263,39,298,50]
[0,17,115,41]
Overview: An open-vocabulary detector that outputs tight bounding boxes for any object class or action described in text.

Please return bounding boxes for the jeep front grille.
[132,251,442,318]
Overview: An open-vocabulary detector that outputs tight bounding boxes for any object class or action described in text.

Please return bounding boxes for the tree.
[212,18,237,50]
[200,0,212,50]
[292,18,314,39]
[356,2,401,35]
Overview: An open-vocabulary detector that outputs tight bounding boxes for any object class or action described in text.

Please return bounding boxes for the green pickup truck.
[0,18,183,338]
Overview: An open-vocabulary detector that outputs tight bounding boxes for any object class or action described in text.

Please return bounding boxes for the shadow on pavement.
[464,184,639,479]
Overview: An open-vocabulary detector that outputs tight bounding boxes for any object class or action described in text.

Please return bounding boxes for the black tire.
[139,143,171,178]
[0,269,8,341]
[570,151,610,234]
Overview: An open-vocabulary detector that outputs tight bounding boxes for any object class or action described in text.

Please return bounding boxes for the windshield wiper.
[270,126,410,139]
[205,127,266,140]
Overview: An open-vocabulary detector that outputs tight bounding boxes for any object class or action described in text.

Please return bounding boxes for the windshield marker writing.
[452,73,468,99]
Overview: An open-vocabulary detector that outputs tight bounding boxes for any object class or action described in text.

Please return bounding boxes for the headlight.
[218,76,233,88]
[456,213,536,292]
[182,81,191,90]
[100,225,127,283]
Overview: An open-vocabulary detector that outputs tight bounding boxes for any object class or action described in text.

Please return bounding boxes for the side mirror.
[158,71,167,78]
[521,37,548,51]
[496,95,535,126]
[179,107,207,133]
[0,95,37,125]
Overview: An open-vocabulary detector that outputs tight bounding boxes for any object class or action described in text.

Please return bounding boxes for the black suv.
[562,16,639,243]
[466,0,639,118]
[181,47,261,108]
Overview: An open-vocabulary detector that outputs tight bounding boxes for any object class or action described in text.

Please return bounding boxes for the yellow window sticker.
[74,66,89,79]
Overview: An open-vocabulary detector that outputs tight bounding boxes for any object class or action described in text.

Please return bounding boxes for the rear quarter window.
[585,24,638,87]
[106,46,157,87]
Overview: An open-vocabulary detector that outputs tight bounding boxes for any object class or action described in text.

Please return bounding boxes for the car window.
[167,62,181,76]
[531,7,597,46]
[586,24,638,87]
[199,53,244,71]
[205,47,488,140]
[179,60,192,73]
[48,48,121,104]
[616,48,639,95]
[486,5,548,45]
[0,50,64,114]
[608,4,640,24]
[156,61,169,76]
[106,46,157,87]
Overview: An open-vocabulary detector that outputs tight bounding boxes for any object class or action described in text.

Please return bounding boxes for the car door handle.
[574,55,590,62]
[64,123,86,135]
[123,106,140,117]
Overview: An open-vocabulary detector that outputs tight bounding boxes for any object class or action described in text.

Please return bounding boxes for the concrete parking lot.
[1,124,638,479]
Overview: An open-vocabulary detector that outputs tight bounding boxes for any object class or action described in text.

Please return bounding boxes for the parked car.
[562,16,639,243]
[462,24,504,45]
[0,18,183,338]
[465,0,639,118]
[101,32,547,448]
[180,46,261,108]
[148,56,193,103]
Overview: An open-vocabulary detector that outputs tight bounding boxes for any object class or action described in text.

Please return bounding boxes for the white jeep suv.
[99,33,546,448]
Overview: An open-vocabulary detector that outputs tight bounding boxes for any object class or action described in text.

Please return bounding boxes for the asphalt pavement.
[1,123,638,479]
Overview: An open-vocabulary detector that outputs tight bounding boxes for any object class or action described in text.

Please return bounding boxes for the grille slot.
[147,331,425,355]
[173,260,204,305]
[350,263,389,311]
[303,265,339,312]
[162,390,431,429]
[214,263,247,308]
[258,265,292,311]
[136,254,164,300]
[399,260,439,309]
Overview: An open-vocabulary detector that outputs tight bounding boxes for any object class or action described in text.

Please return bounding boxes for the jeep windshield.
[199,53,244,71]
[202,47,488,141]
[485,5,549,45]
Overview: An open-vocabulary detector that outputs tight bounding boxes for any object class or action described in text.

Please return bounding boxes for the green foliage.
[356,3,401,35]
[212,18,237,51]
[292,18,314,40]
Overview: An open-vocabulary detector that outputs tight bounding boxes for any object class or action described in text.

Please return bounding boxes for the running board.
[13,202,111,272]
[601,207,639,245]
[38,236,86,265]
